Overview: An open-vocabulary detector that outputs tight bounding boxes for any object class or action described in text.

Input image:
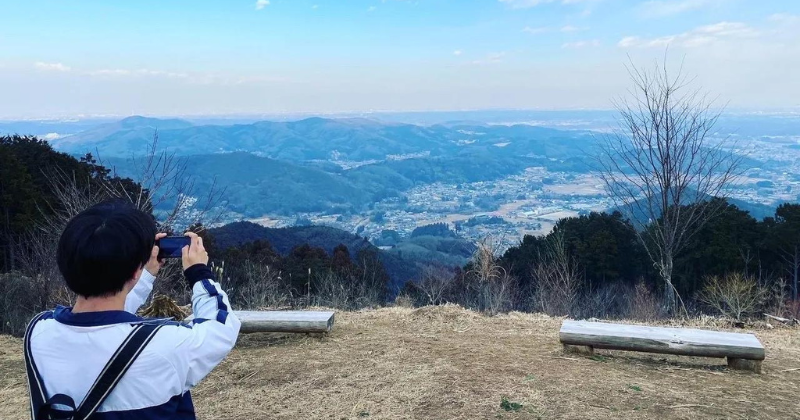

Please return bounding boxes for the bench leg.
[727,358,762,374]
[563,344,594,356]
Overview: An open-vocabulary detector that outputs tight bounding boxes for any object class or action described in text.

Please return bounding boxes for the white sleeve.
[125,270,156,313]
[165,277,241,390]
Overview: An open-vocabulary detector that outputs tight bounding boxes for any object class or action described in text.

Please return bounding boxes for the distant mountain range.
[52,115,597,162]
[35,114,781,223]
[86,116,601,216]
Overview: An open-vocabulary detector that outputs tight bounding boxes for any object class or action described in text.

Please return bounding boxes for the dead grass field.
[2,305,800,419]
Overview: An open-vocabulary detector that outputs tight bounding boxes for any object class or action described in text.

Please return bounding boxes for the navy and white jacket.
[28,266,241,419]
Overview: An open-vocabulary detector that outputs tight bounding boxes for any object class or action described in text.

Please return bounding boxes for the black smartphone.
[156,236,191,259]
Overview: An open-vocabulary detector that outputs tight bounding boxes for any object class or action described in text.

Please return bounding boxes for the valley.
[4,110,799,252]
[251,168,610,250]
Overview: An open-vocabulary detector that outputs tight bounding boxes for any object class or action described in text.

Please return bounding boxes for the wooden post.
[563,344,594,356]
[727,358,762,374]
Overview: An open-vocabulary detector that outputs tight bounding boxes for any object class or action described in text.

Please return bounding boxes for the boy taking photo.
[24,200,240,419]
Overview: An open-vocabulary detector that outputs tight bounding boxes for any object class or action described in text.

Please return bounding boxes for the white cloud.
[619,21,757,48]
[312,4,319,9]
[88,68,132,76]
[41,133,63,141]
[34,62,71,72]
[639,0,727,18]
[368,6,377,12]
[522,26,549,34]
[77,66,290,86]
[769,13,800,24]
[499,0,552,7]
[562,39,600,48]
[89,68,189,79]
[617,37,639,48]
[521,24,587,34]
[255,0,269,10]
[471,52,506,65]
[453,50,462,56]
[499,0,593,9]
[560,25,588,32]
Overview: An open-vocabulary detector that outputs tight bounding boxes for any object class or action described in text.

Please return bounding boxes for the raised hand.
[182,231,209,270]
[145,233,168,276]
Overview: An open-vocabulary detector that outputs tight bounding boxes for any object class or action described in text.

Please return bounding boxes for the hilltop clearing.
[1,306,798,419]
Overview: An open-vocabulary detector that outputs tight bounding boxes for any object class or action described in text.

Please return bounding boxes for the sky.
[0,0,798,118]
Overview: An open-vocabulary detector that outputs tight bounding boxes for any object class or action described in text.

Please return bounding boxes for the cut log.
[764,313,790,324]
[559,320,765,361]
[234,310,335,334]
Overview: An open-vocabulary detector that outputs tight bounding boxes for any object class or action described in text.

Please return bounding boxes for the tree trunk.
[793,245,798,301]
[663,276,676,315]
[661,255,676,315]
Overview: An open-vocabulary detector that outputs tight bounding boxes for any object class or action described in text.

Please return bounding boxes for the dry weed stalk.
[467,238,514,315]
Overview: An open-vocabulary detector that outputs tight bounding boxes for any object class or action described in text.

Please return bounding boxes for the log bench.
[186,310,335,334]
[235,310,335,333]
[559,320,765,373]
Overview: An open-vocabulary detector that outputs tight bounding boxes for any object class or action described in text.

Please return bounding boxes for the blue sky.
[0,0,798,118]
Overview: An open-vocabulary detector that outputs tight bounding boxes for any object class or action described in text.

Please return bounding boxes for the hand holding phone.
[156,236,192,260]
[182,232,209,270]
[145,233,168,275]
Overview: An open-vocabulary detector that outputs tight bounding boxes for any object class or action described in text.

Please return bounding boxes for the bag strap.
[24,311,55,419]
[73,323,163,420]
[24,314,164,420]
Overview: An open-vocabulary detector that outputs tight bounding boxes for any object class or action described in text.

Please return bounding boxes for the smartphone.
[156,236,191,259]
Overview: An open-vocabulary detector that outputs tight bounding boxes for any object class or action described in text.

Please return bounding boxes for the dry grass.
[2,305,800,419]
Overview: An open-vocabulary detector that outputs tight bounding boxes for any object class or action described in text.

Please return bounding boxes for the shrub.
[218,260,291,309]
[764,277,790,317]
[392,293,415,308]
[576,282,630,319]
[462,240,515,315]
[0,272,40,335]
[629,282,661,321]
[412,265,454,306]
[699,273,767,321]
[529,231,580,316]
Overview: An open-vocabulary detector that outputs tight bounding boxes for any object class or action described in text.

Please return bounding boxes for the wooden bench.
[186,310,335,334]
[559,320,765,373]
[235,310,335,334]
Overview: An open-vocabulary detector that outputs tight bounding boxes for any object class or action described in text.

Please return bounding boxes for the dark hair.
[57,200,156,298]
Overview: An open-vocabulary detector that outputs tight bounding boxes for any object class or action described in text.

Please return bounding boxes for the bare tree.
[104,132,226,232]
[413,265,454,306]
[531,230,581,316]
[597,57,741,315]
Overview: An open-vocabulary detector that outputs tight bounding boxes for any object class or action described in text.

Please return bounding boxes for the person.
[24,200,241,419]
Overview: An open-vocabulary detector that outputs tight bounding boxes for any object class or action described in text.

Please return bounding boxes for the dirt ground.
[2,305,800,419]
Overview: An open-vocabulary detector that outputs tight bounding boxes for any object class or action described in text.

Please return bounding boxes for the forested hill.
[210,222,375,255]
[208,221,476,291]
[104,152,564,217]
